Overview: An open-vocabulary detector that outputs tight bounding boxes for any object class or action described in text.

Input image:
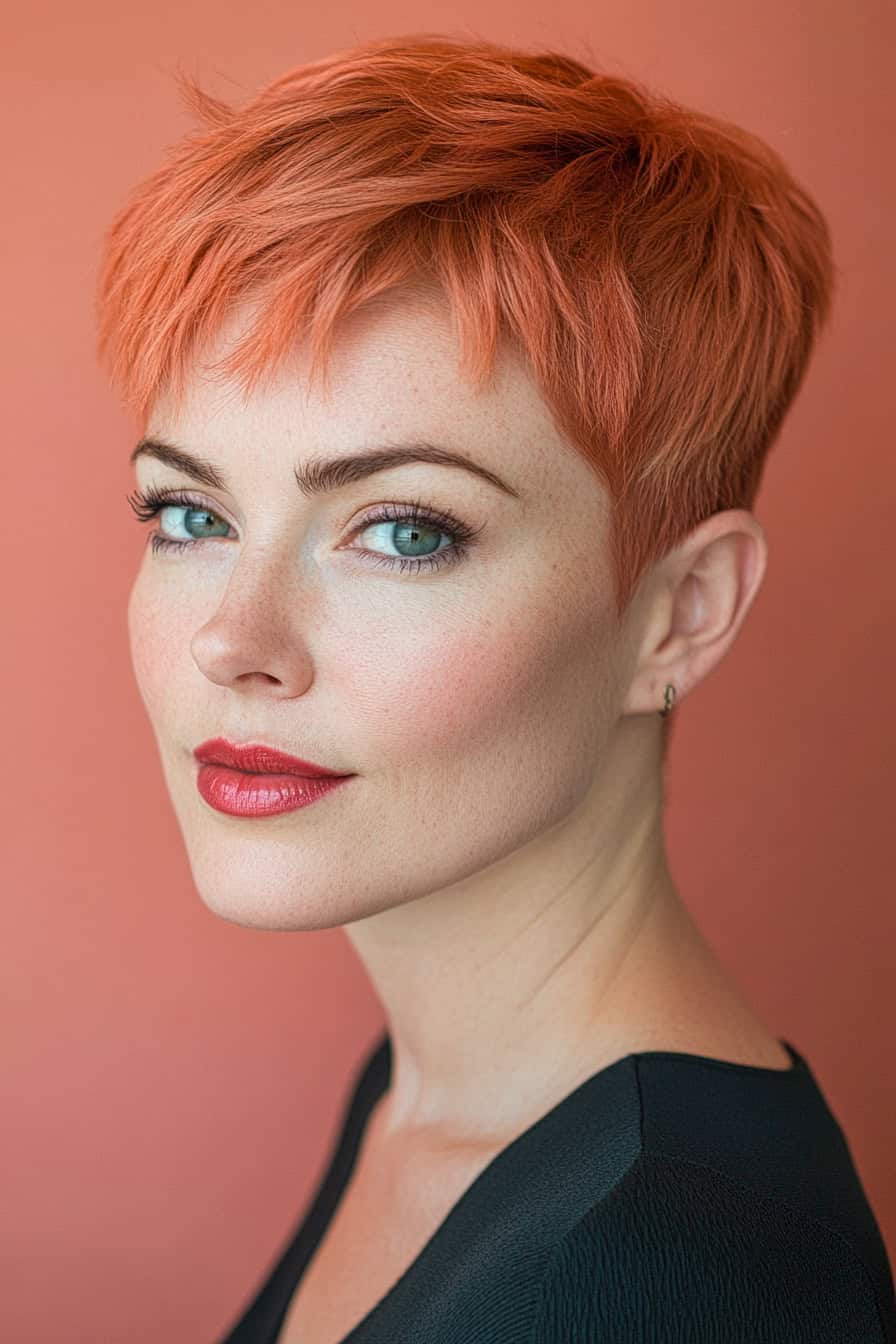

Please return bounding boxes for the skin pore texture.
[129,282,791,1167]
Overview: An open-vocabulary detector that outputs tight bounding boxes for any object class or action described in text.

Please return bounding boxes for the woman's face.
[128,287,638,930]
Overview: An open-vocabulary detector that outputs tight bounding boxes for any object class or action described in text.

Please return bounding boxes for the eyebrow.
[129,436,520,500]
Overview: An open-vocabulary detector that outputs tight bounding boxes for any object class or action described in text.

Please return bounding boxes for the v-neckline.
[285,1030,806,1343]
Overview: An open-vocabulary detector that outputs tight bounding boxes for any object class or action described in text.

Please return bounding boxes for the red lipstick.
[193,738,354,817]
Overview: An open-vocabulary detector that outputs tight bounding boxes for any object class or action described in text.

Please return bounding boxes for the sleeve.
[532,1152,889,1344]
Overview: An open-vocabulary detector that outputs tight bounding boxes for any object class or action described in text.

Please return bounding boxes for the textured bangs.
[95,31,835,641]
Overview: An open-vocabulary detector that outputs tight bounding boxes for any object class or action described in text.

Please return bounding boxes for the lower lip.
[196,764,353,817]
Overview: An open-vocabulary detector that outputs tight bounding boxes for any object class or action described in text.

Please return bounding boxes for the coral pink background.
[2,3,892,1340]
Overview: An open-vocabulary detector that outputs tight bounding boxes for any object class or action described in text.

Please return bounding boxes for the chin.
[187,860,399,932]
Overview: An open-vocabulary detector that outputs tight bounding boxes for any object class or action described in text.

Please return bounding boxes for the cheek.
[127,570,188,724]
[344,592,616,782]
[383,631,519,741]
[127,573,154,709]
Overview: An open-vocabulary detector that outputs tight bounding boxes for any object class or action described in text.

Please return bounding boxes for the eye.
[126,486,230,553]
[348,499,482,574]
[125,486,484,576]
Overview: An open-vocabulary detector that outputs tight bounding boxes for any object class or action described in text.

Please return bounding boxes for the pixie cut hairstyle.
[95,32,835,748]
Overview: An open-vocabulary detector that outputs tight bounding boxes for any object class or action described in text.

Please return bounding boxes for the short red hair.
[95,32,834,628]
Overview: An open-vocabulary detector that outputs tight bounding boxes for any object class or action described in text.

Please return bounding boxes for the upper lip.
[193,738,351,778]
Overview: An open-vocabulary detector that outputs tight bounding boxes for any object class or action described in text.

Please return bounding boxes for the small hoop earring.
[658,683,676,717]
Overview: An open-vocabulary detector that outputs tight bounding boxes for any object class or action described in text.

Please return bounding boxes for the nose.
[189,546,317,696]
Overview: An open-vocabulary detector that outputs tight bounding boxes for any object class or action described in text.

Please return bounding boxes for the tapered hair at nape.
[95,31,834,640]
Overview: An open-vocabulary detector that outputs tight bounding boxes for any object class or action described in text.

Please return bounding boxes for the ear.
[621,510,768,719]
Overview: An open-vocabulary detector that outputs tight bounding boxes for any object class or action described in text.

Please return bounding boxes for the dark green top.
[216,1031,895,1342]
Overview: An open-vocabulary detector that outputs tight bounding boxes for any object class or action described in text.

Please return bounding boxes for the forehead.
[145,284,604,517]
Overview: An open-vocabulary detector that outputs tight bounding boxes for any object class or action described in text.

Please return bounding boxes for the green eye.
[126,486,483,575]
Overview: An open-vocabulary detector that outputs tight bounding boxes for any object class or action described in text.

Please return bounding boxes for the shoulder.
[531,1151,891,1343]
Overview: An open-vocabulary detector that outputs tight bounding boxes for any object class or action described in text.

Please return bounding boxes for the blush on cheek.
[364,625,558,758]
[354,589,619,812]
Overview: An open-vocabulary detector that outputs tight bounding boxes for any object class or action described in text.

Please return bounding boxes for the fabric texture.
[214,1032,895,1343]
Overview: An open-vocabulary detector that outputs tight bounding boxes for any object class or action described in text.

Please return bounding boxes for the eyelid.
[132,483,478,536]
[128,484,486,558]
[136,479,241,529]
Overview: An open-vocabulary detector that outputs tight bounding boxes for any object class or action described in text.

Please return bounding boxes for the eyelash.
[125,485,483,576]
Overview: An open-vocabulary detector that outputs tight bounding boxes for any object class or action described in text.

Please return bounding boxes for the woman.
[95,33,895,1344]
